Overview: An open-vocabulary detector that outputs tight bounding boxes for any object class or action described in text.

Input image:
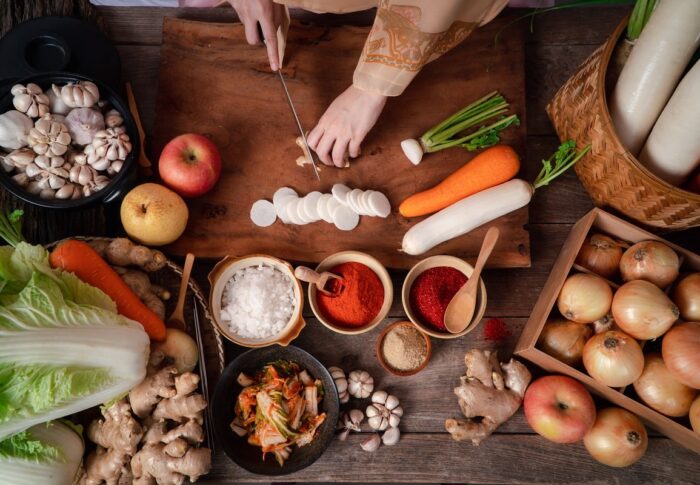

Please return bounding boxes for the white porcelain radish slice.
[359,191,374,216]
[318,194,334,224]
[250,199,277,227]
[327,196,342,218]
[302,191,322,221]
[368,191,391,218]
[333,205,360,231]
[277,198,294,224]
[347,189,363,214]
[331,183,351,205]
[285,199,303,225]
[273,187,297,206]
[294,199,312,224]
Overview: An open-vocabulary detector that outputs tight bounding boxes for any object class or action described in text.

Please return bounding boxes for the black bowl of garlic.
[0,73,139,208]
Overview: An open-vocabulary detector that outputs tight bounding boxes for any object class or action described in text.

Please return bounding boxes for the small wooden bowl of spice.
[308,250,393,335]
[376,321,432,376]
[402,255,487,339]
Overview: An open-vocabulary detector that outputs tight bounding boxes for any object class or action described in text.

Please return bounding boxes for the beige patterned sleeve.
[353,0,509,96]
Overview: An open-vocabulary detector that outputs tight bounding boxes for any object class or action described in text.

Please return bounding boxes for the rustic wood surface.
[3,3,700,483]
[150,16,529,268]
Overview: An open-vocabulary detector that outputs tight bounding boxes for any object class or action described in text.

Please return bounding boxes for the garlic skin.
[0,110,33,150]
[61,81,100,108]
[104,109,124,128]
[328,366,349,404]
[382,427,400,446]
[348,370,374,399]
[47,84,71,115]
[64,108,105,145]
[360,433,381,452]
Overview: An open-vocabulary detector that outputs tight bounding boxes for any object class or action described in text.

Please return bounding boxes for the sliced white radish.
[347,189,364,214]
[302,191,322,221]
[250,199,277,227]
[285,199,303,225]
[293,199,311,225]
[327,196,342,218]
[318,194,334,224]
[277,199,293,224]
[333,205,360,231]
[359,191,374,216]
[368,191,391,218]
[331,183,351,205]
[273,187,297,206]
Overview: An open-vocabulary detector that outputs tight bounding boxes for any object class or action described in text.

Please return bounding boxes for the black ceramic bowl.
[212,346,339,476]
[0,72,139,209]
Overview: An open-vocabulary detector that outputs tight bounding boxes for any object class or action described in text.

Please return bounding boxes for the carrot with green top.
[399,145,520,218]
[49,239,166,341]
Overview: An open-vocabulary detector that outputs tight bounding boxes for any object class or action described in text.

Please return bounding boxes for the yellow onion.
[583,407,648,468]
[673,273,700,321]
[557,273,613,323]
[576,234,623,279]
[661,322,700,389]
[633,353,697,417]
[583,331,644,387]
[537,319,593,366]
[690,396,700,435]
[619,241,679,288]
[611,280,679,340]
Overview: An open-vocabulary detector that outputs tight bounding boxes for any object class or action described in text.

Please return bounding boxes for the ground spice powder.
[382,324,428,371]
[316,262,384,328]
[409,266,467,331]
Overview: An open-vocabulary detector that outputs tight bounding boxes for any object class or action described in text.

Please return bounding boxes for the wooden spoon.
[125,82,153,177]
[167,253,195,330]
[444,227,500,334]
[294,266,344,296]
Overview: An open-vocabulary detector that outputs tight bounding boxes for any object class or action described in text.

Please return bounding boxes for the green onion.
[533,140,591,189]
[627,0,658,40]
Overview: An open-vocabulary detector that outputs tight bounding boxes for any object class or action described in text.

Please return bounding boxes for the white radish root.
[250,199,277,227]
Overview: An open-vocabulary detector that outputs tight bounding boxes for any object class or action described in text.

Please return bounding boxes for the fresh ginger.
[89,238,167,272]
[131,443,211,485]
[82,446,130,485]
[114,267,167,320]
[88,399,144,455]
[445,349,531,445]
[153,373,207,424]
[129,366,178,419]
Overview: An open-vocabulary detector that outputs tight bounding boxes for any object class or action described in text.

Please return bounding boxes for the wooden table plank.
[206,434,700,484]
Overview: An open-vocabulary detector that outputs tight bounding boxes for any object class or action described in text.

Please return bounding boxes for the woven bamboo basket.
[546,17,700,230]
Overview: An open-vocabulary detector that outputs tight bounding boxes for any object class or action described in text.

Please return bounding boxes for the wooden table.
[6,4,700,484]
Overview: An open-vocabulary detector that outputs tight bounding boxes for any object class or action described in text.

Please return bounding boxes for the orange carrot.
[399,145,520,218]
[50,239,166,341]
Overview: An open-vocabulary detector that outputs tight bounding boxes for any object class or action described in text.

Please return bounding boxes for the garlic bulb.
[104,109,124,128]
[28,118,71,156]
[82,174,110,197]
[64,108,105,145]
[47,84,71,115]
[70,164,97,186]
[61,81,100,108]
[11,83,49,118]
[366,391,402,431]
[0,110,33,150]
[92,127,131,162]
[348,370,374,399]
[328,366,349,404]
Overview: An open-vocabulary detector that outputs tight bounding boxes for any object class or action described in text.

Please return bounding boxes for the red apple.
[158,133,221,197]
[524,375,596,444]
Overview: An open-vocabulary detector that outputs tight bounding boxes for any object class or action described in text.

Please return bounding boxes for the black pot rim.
[0,72,140,209]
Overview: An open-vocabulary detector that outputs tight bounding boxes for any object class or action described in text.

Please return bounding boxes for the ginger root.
[113,266,167,320]
[82,446,130,485]
[129,366,178,419]
[445,349,531,445]
[88,399,144,456]
[89,238,167,272]
[131,443,211,485]
[153,373,207,424]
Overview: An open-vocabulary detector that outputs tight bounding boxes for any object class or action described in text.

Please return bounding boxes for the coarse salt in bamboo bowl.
[402,255,487,339]
[208,254,305,348]
[546,16,700,230]
[307,250,393,335]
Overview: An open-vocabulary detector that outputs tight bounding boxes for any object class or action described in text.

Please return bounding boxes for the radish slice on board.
[277,198,294,224]
[302,191,322,221]
[610,0,700,155]
[250,200,277,227]
[327,196,342,218]
[318,194,334,224]
[273,187,297,206]
[285,199,302,225]
[360,191,374,215]
[333,205,360,231]
[332,183,351,205]
[369,191,391,218]
[294,199,311,224]
[348,189,364,214]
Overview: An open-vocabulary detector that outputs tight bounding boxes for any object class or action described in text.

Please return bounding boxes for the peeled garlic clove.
[360,433,381,452]
[382,427,400,446]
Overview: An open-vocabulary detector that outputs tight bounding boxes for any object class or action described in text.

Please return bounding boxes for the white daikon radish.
[638,61,700,185]
[302,191,322,221]
[250,199,277,227]
[331,183,351,205]
[333,205,359,231]
[610,0,700,155]
[369,191,391,218]
[402,179,532,255]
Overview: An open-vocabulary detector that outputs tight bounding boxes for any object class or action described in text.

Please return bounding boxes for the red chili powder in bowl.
[316,262,384,328]
[409,266,468,331]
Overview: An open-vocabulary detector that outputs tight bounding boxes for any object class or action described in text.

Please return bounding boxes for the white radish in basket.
[402,142,590,255]
[638,61,700,185]
[610,0,700,156]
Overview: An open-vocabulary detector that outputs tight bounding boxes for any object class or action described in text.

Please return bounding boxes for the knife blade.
[277,69,321,181]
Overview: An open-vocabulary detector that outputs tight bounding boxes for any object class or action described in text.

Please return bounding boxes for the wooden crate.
[515,208,700,454]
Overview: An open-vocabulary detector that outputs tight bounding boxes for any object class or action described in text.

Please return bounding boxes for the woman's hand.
[230,0,286,71]
[307,86,387,167]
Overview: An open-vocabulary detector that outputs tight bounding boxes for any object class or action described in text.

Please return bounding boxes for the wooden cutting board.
[152,16,529,269]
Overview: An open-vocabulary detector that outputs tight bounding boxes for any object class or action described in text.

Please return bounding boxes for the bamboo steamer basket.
[546,17,700,230]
